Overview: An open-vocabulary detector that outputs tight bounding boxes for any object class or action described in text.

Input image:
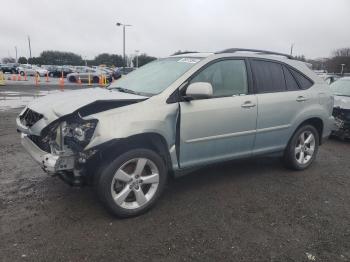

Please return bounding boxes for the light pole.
[116,22,132,68]
[135,50,139,68]
[340,64,346,76]
[290,43,294,56]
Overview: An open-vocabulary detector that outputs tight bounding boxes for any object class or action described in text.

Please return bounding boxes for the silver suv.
[16,49,334,217]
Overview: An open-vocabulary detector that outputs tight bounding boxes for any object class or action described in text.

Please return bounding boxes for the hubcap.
[295,131,315,165]
[111,158,159,209]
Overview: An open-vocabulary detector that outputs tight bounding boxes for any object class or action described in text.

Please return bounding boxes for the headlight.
[58,118,98,151]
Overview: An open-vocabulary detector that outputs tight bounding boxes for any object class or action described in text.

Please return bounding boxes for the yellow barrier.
[0,71,5,86]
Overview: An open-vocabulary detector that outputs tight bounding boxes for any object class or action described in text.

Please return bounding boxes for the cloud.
[0,0,349,60]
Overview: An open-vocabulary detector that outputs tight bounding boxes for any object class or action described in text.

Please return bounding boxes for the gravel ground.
[0,88,350,261]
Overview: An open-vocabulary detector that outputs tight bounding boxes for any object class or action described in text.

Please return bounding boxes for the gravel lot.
[0,86,349,261]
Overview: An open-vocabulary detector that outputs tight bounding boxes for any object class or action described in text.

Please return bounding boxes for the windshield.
[108,57,202,96]
[330,78,350,97]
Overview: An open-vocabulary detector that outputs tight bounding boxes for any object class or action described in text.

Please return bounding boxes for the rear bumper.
[21,133,75,174]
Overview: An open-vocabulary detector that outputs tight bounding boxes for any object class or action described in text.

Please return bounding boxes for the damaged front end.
[332,107,350,139]
[18,109,99,186]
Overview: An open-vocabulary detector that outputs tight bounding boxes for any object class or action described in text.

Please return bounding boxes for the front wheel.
[283,125,319,170]
[95,149,167,218]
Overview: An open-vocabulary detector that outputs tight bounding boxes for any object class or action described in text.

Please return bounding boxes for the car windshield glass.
[108,57,202,96]
[330,79,350,97]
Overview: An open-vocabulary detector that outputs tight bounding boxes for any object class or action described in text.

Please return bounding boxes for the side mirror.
[185,82,213,100]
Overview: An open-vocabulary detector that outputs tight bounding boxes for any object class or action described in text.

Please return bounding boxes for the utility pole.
[116,22,132,69]
[14,46,18,62]
[290,43,294,56]
[28,36,32,59]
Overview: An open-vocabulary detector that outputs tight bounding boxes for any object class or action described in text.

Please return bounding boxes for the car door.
[250,59,314,154]
[179,59,257,168]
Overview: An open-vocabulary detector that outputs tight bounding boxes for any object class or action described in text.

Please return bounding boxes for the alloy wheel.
[110,158,160,209]
[295,131,316,165]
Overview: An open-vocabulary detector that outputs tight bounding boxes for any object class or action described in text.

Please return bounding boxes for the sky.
[0,0,349,60]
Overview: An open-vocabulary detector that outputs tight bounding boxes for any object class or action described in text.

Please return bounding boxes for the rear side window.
[251,60,286,93]
[283,66,299,91]
[289,67,313,89]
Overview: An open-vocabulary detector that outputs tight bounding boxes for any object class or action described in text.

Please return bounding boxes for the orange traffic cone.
[17,73,22,81]
[78,76,82,86]
[99,75,103,87]
[59,77,64,90]
[46,72,49,82]
[11,74,16,81]
[24,72,28,81]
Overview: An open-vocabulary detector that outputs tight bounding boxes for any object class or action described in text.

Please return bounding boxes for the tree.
[18,57,27,64]
[2,57,16,63]
[28,57,42,65]
[39,50,84,65]
[132,53,156,67]
[93,53,124,67]
[322,47,350,74]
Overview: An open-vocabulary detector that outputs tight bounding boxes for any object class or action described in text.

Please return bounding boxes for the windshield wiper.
[110,86,153,97]
[111,87,137,94]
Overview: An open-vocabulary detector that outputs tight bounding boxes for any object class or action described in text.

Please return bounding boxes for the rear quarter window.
[289,67,313,89]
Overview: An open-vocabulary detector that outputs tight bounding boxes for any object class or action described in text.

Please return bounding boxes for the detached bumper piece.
[332,108,350,139]
[21,133,75,173]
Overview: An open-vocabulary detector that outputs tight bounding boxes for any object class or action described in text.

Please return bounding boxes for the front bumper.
[21,133,75,174]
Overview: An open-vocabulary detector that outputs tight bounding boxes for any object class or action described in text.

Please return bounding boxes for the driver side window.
[190,59,248,97]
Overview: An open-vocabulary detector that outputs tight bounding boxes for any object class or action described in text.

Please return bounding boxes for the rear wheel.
[68,75,76,82]
[283,125,319,170]
[93,76,99,83]
[95,149,167,218]
[20,71,25,76]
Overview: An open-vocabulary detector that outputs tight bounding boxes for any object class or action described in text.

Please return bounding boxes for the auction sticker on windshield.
[177,58,201,63]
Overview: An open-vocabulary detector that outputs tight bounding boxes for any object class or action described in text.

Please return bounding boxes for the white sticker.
[177,58,200,64]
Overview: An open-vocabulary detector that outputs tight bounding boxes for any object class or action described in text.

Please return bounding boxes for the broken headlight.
[61,119,98,151]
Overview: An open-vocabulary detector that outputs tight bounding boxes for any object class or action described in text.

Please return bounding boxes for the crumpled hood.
[28,87,146,117]
[334,95,350,110]
[17,88,147,135]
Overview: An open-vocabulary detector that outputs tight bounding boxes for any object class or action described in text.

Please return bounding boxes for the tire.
[95,148,167,218]
[93,76,99,83]
[68,75,76,83]
[283,125,319,170]
[20,71,25,76]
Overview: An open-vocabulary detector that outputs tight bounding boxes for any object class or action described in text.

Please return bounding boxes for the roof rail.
[216,48,293,59]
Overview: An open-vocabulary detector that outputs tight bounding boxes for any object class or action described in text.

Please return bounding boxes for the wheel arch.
[88,132,173,179]
[292,117,324,145]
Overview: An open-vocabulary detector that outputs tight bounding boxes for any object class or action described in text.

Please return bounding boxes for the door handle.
[241,101,256,108]
[296,96,308,102]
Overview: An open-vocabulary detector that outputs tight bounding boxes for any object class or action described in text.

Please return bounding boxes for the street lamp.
[116,22,132,68]
[341,64,346,76]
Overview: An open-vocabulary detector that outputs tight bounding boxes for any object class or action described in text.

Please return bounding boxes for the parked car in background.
[17,49,334,217]
[0,63,19,73]
[16,64,37,76]
[66,68,112,83]
[48,66,75,77]
[113,67,135,79]
[33,66,49,77]
[330,77,350,139]
[324,74,340,84]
